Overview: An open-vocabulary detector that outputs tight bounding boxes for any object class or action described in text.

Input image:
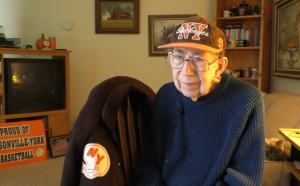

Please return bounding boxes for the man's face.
[170,47,221,101]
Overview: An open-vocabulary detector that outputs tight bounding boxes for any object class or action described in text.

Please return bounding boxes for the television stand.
[0,48,71,137]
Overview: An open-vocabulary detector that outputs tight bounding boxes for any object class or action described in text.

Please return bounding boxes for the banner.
[0,120,47,169]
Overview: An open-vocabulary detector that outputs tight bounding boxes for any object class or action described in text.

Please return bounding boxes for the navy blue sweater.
[135,73,265,186]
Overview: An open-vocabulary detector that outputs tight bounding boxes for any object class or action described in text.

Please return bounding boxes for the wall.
[270,0,300,95]
[0,0,214,129]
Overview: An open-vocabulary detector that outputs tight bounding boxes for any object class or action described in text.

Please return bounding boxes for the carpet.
[0,155,65,186]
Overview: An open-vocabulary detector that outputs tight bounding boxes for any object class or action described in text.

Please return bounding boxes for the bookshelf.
[214,0,272,92]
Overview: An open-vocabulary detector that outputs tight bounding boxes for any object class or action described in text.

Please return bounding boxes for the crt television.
[4,58,66,114]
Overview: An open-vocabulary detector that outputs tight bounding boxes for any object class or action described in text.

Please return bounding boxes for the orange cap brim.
[158,43,222,53]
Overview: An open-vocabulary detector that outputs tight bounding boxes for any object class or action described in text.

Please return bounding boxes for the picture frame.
[49,135,70,158]
[274,0,300,79]
[148,14,197,57]
[95,0,139,34]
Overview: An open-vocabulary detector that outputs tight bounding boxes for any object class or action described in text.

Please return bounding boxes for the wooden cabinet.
[48,113,68,137]
[214,0,272,92]
[279,128,300,184]
[0,48,71,137]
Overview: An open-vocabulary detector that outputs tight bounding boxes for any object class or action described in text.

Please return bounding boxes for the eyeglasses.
[164,54,220,72]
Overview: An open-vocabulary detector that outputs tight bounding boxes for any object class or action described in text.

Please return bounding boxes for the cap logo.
[176,22,209,41]
[81,143,110,179]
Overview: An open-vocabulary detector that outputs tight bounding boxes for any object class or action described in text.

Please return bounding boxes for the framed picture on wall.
[95,0,139,34]
[274,0,300,79]
[148,14,197,57]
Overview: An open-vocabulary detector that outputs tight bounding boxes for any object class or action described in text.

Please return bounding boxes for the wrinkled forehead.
[172,47,216,57]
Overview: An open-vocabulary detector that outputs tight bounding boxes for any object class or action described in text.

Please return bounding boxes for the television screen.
[4,58,65,114]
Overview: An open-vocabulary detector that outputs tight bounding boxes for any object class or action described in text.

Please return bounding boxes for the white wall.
[270,0,300,96]
[0,0,214,129]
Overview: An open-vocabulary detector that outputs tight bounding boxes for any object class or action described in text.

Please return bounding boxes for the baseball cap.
[158,16,226,55]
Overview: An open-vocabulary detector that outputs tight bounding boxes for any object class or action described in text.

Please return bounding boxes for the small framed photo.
[49,135,70,158]
[148,14,197,56]
[95,0,139,34]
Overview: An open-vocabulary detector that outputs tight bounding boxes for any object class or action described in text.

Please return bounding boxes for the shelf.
[226,47,260,50]
[0,109,68,120]
[217,15,262,21]
[0,48,71,56]
[237,78,258,81]
[285,161,300,181]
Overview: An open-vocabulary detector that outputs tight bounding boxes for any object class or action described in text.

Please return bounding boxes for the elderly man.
[135,16,265,186]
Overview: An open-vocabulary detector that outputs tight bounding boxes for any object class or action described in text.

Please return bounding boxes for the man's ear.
[216,57,228,76]
[167,51,172,60]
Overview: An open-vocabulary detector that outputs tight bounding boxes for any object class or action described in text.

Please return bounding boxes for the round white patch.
[81,143,110,179]
[35,148,44,157]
